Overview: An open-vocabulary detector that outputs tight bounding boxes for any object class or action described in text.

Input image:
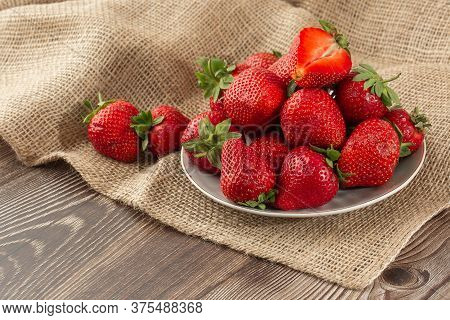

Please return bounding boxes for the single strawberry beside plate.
[131,105,189,157]
[83,94,139,163]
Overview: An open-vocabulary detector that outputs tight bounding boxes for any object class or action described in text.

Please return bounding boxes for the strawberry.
[335,64,401,124]
[288,33,301,55]
[224,67,286,127]
[131,105,189,157]
[268,34,299,86]
[249,133,288,173]
[275,146,338,211]
[337,118,400,188]
[280,88,346,149]
[83,94,139,163]
[385,107,430,157]
[181,111,241,174]
[233,51,281,77]
[196,57,286,127]
[209,96,225,114]
[268,53,297,86]
[220,138,276,208]
[292,20,352,88]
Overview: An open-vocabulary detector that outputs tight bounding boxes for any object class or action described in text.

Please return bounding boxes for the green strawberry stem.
[195,57,235,102]
[385,118,404,141]
[130,111,164,151]
[336,165,353,183]
[400,142,413,158]
[352,64,401,107]
[181,118,241,169]
[272,50,282,58]
[385,117,416,158]
[309,144,340,168]
[319,19,349,53]
[382,73,401,83]
[82,92,115,124]
[238,189,277,210]
[310,144,353,182]
[410,107,431,131]
[287,80,297,97]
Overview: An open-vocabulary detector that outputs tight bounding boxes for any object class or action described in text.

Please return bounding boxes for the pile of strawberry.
[83,20,430,212]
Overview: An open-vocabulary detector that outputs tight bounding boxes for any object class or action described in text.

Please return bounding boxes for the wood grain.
[0,141,448,299]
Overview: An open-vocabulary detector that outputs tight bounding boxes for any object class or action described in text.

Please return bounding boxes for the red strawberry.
[288,33,301,55]
[336,64,401,124]
[268,34,299,85]
[209,96,225,114]
[385,107,430,157]
[133,105,189,157]
[83,94,139,163]
[181,111,241,174]
[233,51,281,77]
[249,133,288,173]
[292,20,352,88]
[221,138,276,208]
[280,88,346,149]
[275,146,338,211]
[337,118,400,188]
[196,58,286,127]
[268,53,297,86]
[223,67,285,126]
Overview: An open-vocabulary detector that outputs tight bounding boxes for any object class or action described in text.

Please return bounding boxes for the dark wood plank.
[0,141,448,299]
[203,210,449,300]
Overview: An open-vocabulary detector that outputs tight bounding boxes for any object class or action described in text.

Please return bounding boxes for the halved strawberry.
[292,20,352,88]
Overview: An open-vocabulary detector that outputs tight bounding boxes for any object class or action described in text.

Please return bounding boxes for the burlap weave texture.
[0,0,449,289]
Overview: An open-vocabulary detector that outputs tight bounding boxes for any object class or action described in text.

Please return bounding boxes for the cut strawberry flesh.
[293,27,351,87]
[296,28,336,67]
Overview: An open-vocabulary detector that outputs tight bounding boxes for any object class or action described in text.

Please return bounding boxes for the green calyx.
[130,111,164,151]
[181,118,241,169]
[195,57,235,102]
[82,92,115,124]
[310,144,353,182]
[287,79,297,97]
[385,117,413,158]
[310,144,341,168]
[238,189,277,210]
[272,50,282,58]
[400,142,413,158]
[336,165,353,183]
[352,64,401,108]
[387,118,404,141]
[319,19,349,53]
[410,107,431,131]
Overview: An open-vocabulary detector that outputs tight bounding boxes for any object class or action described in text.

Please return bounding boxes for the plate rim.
[180,141,426,218]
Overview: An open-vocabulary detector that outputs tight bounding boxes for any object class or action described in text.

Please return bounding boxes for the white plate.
[180,141,426,218]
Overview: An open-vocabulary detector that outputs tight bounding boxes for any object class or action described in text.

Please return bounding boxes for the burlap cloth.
[0,0,448,289]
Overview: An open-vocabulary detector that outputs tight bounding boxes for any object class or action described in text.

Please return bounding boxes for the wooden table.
[0,141,448,300]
